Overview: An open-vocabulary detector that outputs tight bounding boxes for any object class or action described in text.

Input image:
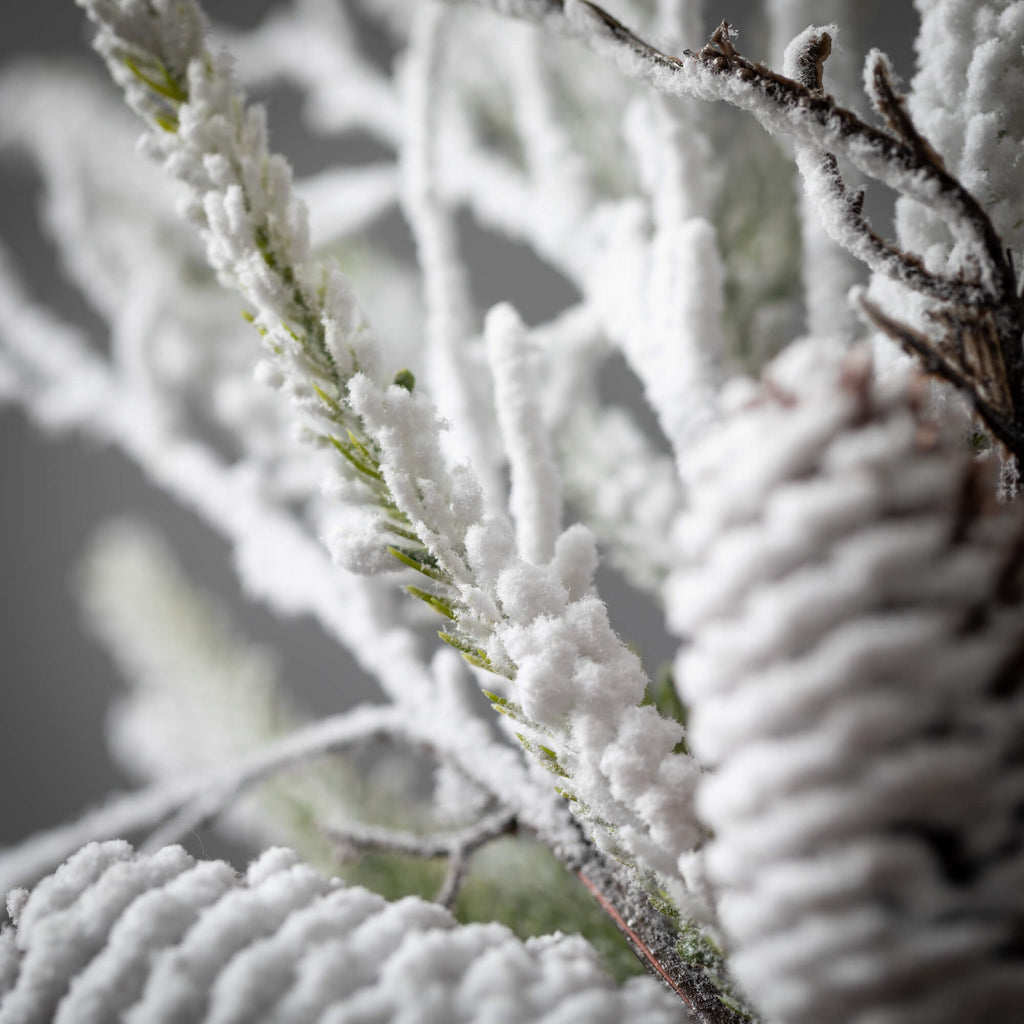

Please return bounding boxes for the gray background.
[0,1,917,850]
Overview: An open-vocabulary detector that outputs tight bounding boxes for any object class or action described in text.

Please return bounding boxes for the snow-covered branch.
[0,842,688,1023]
[462,0,1024,459]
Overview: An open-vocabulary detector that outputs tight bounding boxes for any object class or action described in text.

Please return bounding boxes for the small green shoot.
[346,430,379,467]
[393,369,416,391]
[515,733,569,778]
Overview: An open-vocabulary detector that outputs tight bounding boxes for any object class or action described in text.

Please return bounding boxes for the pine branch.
[0,843,688,1023]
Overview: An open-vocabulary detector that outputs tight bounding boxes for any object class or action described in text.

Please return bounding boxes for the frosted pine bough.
[0,842,681,1023]
[2,0,1024,1023]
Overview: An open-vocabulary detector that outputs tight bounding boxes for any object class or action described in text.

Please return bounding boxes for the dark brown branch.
[800,143,983,306]
[865,51,946,170]
[856,290,1024,456]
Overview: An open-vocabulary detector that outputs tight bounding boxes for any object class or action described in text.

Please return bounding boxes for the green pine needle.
[387,546,445,582]
[123,55,188,104]
[480,687,523,716]
[346,430,380,467]
[328,435,384,481]
[407,585,456,620]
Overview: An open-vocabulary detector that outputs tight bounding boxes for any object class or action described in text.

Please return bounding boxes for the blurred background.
[0,0,917,852]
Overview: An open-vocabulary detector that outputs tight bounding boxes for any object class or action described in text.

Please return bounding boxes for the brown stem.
[574,850,750,1024]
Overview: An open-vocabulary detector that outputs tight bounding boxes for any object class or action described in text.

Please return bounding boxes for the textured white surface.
[0,843,687,1024]
[672,342,1024,1024]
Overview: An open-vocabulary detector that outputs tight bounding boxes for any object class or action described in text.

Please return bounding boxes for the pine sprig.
[78,0,709,909]
[76,1,732,1012]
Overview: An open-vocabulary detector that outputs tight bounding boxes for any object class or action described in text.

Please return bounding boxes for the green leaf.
[312,384,342,413]
[441,634,497,672]
[515,733,569,779]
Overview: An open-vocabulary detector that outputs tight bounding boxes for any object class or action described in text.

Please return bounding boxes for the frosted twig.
[140,706,480,852]
[788,35,977,308]
[0,706,409,889]
[486,303,562,564]
[326,808,517,908]
[577,856,746,1024]
[401,3,502,504]
[326,808,516,862]
[435,847,470,909]
[767,0,862,339]
[219,0,402,144]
